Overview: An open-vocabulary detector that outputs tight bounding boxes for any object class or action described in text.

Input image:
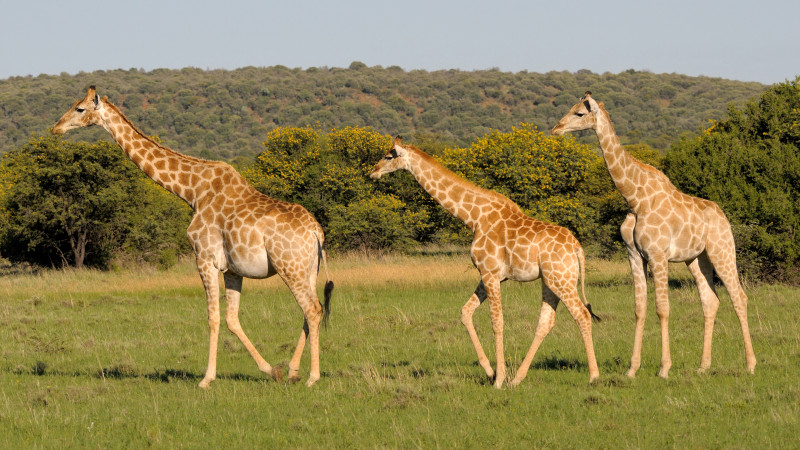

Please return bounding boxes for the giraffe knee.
[226,317,242,333]
[537,317,556,338]
[461,306,475,326]
[305,302,323,325]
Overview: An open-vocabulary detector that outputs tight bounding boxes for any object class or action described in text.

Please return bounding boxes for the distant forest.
[0,63,767,162]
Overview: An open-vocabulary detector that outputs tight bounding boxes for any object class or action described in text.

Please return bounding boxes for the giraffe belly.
[225,249,276,279]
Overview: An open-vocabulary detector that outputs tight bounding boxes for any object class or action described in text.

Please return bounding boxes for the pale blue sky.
[2,0,797,84]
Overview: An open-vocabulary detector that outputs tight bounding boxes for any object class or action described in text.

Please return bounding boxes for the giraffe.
[52,86,334,388]
[370,136,600,388]
[552,91,756,378]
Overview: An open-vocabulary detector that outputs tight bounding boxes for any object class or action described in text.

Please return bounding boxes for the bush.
[438,124,602,242]
[0,135,191,269]
[663,77,800,283]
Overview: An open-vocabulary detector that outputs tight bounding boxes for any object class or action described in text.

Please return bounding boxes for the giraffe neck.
[97,100,208,207]
[405,149,502,231]
[594,110,647,210]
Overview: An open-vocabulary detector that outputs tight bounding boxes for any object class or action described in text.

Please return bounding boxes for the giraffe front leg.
[460,282,494,380]
[223,273,277,380]
[650,255,671,378]
[197,262,221,389]
[482,274,505,389]
[622,216,648,378]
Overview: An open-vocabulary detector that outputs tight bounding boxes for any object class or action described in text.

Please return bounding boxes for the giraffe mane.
[102,98,213,165]
[596,103,671,180]
[403,143,522,211]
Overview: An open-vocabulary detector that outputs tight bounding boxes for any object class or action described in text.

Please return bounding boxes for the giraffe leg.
[286,279,323,387]
[650,255,671,378]
[482,273,505,389]
[288,320,309,383]
[706,231,757,374]
[546,271,600,383]
[460,282,494,380]
[222,273,275,378]
[196,261,221,389]
[685,254,719,373]
[622,215,649,378]
[507,285,558,387]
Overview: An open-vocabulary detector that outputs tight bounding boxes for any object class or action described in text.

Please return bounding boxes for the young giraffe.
[552,92,756,378]
[370,136,600,388]
[53,86,334,388]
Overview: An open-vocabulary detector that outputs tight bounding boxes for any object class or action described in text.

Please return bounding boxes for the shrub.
[663,77,800,283]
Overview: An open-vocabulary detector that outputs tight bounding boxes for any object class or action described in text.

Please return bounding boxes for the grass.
[1,254,798,447]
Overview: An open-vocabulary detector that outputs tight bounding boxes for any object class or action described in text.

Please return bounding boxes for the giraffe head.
[551,91,603,136]
[52,86,105,135]
[369,136,410,180]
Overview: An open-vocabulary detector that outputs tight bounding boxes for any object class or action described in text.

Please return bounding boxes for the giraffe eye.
[76,107,86,113]
[575,112,585,117]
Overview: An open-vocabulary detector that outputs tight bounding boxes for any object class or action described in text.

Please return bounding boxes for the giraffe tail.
[577,245,601,323]
[316,235,334,328]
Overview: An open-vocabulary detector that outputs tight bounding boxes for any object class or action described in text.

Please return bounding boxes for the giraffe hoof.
[658,369,670,379]
[305,376,320,387]
[625,368,637,378]
[198,379,213,389]
[271,366,284,382]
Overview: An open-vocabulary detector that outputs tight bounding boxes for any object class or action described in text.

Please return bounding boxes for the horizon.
[0,64,776,86]
[2,0,797,85]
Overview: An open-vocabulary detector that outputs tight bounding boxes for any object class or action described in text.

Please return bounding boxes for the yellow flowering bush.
[438,123,600,239]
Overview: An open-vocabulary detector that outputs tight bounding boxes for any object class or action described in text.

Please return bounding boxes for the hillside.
[0,64,767,161]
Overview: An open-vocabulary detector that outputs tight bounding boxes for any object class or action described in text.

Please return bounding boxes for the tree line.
[0,70,796,283]
[0,65,765,163]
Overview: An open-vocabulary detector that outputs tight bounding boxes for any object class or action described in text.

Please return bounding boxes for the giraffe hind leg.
[285,277,323,387]
[223,273,277,380]
[685,254,719,373]
[705,233,757,374]
[508,285,558,387]
[548,277,600,383]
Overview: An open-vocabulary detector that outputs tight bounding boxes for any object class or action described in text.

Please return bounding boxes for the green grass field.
[1,254,798,448]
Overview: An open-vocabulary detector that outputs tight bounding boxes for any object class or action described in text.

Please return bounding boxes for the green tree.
[664,77,800,283]
[0,135,191,268]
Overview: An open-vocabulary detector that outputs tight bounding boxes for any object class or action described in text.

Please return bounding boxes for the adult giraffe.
[53,86,333,388]
[552,92,756,378]
[371,136,600,388]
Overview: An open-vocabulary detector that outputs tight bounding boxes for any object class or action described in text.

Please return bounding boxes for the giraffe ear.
[393,135,403,146]
[93,93,101,109]
[583,99,592,112]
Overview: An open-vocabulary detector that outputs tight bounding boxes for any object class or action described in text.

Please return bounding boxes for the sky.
[1,0,797,85]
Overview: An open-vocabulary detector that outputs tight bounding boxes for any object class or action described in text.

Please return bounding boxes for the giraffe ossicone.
[553,92,756,378]
[53,86,334,388]
[371,136,600,388]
